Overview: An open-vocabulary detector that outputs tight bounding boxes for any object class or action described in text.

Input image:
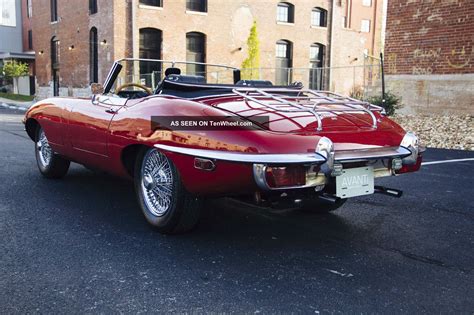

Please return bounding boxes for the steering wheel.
[115,83,152,95]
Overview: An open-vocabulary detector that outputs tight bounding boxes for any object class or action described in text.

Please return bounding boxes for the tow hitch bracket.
[374,185,403,198]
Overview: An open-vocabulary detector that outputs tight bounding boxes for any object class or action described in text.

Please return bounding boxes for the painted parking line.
[422,158,474,166]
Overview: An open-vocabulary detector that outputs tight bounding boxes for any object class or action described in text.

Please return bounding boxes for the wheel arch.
[25,118,40,141]
[121,144,151,178]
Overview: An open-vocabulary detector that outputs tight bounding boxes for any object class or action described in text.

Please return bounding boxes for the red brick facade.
[385,0,474,75]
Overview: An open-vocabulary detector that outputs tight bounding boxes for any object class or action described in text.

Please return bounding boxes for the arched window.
[89,0,97,14]
[186,32,206,76]
[51,36,60,96]
[275,40,292,85]
[277,2,294,23]
[311,7,327,27]
[51,36,60,69]
[309,43,325,89]
[89,27,98,83]
[140,0,163,7]
[186,0,207,12]
[139,28,162,86]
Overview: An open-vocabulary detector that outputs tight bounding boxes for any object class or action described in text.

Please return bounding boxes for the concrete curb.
[0,97,34,111]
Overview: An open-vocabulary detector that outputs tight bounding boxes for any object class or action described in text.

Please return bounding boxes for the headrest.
[236,80,273,87]
[166,74,206,84]
[165,67,181,76]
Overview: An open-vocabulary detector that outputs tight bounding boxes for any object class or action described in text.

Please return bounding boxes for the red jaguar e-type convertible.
[24,59,423,234]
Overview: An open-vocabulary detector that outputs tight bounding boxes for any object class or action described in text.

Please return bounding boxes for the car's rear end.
[155,88,423,209]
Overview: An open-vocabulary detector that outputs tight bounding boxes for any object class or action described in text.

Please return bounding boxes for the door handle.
[105,107,117,114]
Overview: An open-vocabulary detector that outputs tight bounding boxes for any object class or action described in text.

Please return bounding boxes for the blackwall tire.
[35,126,70,179]
[134,147,202,234]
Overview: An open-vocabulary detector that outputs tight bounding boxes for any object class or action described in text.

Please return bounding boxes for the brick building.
[384,0,473,114]
[31,0,384,98]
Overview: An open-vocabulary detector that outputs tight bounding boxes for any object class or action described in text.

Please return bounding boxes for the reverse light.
[331,163,343,177]
[391,157,403,171]
[264,165,306,188]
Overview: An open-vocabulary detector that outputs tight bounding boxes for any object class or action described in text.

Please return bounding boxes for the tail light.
[265,165,306,188]
[396,155,422,174]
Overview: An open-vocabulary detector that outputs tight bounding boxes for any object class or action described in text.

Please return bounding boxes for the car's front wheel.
[134,147,202,234]
[35,126,70,178]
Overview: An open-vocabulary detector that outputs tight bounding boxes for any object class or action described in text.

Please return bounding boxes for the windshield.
[105,58,239,94]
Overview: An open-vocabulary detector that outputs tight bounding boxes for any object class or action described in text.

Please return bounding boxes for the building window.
[50,0,58,22]
[89,27,98,83]
[186,0,207,12]
[51,36,60,67]
[139,28,162,86]
[51,36,60,96]
[311,7,327,27]
[275,40,292,85]
[140,0,163,7]
[309,43,325,90]
[27,0,33,18]
[277,2,294,23]
[361,19,371,32]
[89,0,97,14]
[28,30,33,50]
[186,32,206,76]
[362,0,372,7]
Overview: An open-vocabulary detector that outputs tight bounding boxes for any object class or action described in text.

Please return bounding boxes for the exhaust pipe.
[318,193,340,204]
[375,185,403,198]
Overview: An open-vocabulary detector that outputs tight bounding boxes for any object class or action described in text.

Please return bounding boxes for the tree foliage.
[1,60,29,95]
[241,21,260,80]
[2,60,29,79]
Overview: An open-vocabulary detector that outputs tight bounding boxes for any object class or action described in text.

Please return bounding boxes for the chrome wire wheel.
[140,149,174,217]
[37,128,52,167]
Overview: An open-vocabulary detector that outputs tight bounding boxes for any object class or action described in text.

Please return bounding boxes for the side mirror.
[91,83,104,95]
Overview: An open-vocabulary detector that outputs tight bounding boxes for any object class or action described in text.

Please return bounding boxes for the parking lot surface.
[1,107,473,313]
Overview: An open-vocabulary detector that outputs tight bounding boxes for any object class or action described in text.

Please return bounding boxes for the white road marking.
[422,158,474,166]
[325,269,354,277]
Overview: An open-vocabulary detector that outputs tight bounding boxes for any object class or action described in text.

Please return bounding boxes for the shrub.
[367,92,402,116]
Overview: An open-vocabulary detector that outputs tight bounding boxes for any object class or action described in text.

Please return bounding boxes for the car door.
[68,95,127,157]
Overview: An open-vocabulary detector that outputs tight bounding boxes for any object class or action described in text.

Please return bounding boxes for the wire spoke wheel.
[37,128,53,167]
[140,149,174,216]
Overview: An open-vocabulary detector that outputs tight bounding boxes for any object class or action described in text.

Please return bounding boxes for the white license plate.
[336,166,374,198]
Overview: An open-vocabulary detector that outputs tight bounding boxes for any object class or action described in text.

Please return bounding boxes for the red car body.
[23,59,423,233]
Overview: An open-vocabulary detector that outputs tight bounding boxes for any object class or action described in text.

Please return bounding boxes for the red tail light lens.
[265,165,306,188]
[396,155,423,174]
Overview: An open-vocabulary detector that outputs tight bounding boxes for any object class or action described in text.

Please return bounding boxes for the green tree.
[241,21,260,80]
[2,60,29,94]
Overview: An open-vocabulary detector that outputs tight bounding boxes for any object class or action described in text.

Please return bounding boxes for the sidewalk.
[0,97,35,111]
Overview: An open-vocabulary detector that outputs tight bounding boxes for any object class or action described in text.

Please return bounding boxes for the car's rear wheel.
[299,197,346,214]
[35,126,70,178]
[134,147,202,234]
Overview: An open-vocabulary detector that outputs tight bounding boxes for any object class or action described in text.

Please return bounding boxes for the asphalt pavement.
[1,107,473,313]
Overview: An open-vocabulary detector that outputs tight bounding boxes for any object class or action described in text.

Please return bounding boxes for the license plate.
[336,166,374,198]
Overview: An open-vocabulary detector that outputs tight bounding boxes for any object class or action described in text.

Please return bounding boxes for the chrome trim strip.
[155,144,327,164]
[335,147,412,162]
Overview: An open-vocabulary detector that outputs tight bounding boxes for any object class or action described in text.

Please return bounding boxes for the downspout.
[327,0,336,90]
[132,0,137,59]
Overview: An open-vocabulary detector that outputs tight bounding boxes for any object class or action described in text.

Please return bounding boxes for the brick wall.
[385,0,473,76]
